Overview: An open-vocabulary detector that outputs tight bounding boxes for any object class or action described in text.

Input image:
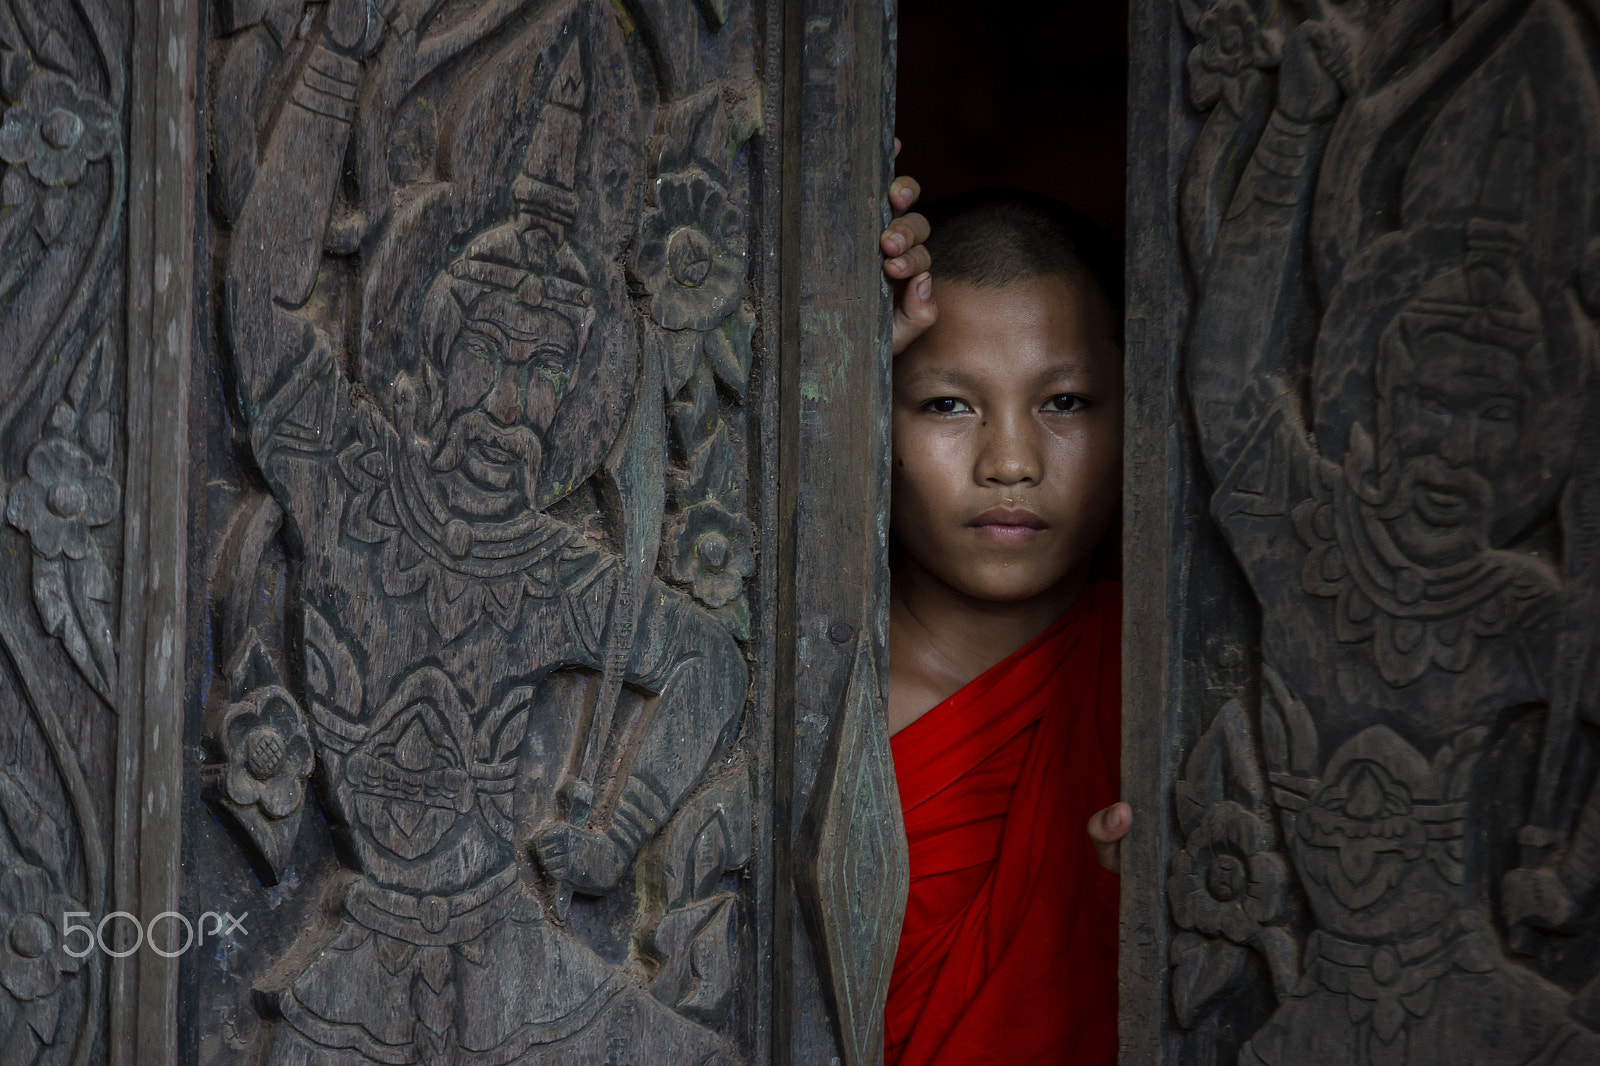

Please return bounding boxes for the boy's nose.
[977,420,1042,486]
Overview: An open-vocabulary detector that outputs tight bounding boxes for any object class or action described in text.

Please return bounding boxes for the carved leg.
[1504,773,1600,938]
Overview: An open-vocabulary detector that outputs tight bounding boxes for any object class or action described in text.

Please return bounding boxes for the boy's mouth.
[969,506,1047,544]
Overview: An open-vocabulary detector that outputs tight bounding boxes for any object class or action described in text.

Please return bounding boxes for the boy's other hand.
[1088,801,1132,874]
[885,139,935,355]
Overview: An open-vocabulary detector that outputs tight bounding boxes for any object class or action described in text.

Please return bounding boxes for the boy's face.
[891,276,1122,603]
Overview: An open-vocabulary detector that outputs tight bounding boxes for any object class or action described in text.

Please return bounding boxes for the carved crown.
[438,38,594,323]
[1393,82,1544,362]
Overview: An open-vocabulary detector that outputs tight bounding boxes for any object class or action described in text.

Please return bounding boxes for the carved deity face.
[1375,329,1524,565]
[431,292,585,520]
[891,276,1123,604]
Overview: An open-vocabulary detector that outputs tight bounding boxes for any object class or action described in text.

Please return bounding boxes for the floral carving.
[219,688,314,820]
[1182,0,1282,113]
[1168,701,1299,1025]
[205,647,318,885]
[6,438,119,562]
[0,71,116,188]
[1170,799,1288,942]
[0,860,84,1048]
[634,168,746,332]
[670,500,754,609]
[4,333,120,701]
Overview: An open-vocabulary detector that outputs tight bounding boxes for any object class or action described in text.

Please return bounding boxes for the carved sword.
[1512,391,1600,954]
[551,330,665,918]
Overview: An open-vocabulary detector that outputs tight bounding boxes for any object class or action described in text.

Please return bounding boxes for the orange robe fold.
[885,582,1121,1065]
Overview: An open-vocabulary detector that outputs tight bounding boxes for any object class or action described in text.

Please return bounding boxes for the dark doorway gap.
[895,1,1130,239]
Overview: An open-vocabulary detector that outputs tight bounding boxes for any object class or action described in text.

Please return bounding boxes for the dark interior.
[894,1,1129,239]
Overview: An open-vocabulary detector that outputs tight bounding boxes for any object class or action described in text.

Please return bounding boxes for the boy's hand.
[884,139,935,355]
[1088,802,1132,873]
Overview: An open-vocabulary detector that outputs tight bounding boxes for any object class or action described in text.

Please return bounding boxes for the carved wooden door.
[1123,1,1600,1063]
[0,0,906,1063]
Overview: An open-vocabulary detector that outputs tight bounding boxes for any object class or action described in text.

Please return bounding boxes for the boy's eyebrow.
[902,366,984,390]
[902,359,1100,391]
[1039,361,1091,382]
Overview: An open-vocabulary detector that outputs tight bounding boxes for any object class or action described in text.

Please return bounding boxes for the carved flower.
[6,437,120,560]
[633,169,747,332]
[670,500,755,609]
[1168,800,1288,943]
[220,688,314,819]
[0,71,116,188]
[0,862,83,1004]
[1187,0,1280,112]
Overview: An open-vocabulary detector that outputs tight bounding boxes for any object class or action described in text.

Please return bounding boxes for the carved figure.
[213,1,750,1061]
[1177,1,1600,1063]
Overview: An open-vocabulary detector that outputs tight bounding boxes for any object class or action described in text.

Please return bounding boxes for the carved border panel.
[0,0,193,1062]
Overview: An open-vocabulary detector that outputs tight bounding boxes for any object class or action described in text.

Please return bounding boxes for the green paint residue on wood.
[800,307,851,403]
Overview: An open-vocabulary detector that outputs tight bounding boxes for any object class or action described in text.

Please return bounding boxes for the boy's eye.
[922,396,972,414]
[1045,394,1089,414]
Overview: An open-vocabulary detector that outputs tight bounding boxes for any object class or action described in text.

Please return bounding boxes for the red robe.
[885,582,1121,1065]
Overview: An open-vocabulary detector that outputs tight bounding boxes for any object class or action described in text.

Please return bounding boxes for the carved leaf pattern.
[0,770,85,1058]
[799,637,906,1066]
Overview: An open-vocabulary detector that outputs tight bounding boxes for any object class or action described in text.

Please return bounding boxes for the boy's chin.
[942,563,1086,606]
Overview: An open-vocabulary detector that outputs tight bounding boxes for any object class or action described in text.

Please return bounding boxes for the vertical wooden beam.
[778,0,906,1063]
[116,0,197,1060]
[1119,2,1189,1063]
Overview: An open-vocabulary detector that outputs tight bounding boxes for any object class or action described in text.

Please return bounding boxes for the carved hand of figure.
[533,822,631,895]
[1502,865,1581,934]
[885,139,937,356]
[1277,21,1352,124]
[325,0,396,59]
[1088,801,1133,874]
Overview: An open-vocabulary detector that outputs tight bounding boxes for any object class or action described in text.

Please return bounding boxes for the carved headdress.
[1378,82,1548,401]
[419,40,597,375]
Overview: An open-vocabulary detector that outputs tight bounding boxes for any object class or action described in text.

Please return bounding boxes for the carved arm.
[1187,27,1344,485]
[223,24,367,424]
[534,587,747,896]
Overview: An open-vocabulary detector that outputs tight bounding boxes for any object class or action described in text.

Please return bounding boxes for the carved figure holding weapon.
[213,0,747,1061]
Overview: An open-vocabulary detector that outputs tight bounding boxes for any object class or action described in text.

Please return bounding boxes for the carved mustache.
[1382,453,1493,525]
[431,409,543,487]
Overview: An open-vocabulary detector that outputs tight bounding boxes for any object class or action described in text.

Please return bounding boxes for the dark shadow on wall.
[895,1,1129,238]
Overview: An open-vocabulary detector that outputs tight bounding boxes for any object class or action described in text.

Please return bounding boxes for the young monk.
[878,174,1133,1064]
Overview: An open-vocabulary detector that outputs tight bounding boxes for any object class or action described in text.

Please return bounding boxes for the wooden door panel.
[1125,1,1600,1062]
[0,0,904,1062]
[190,2,771,1063]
